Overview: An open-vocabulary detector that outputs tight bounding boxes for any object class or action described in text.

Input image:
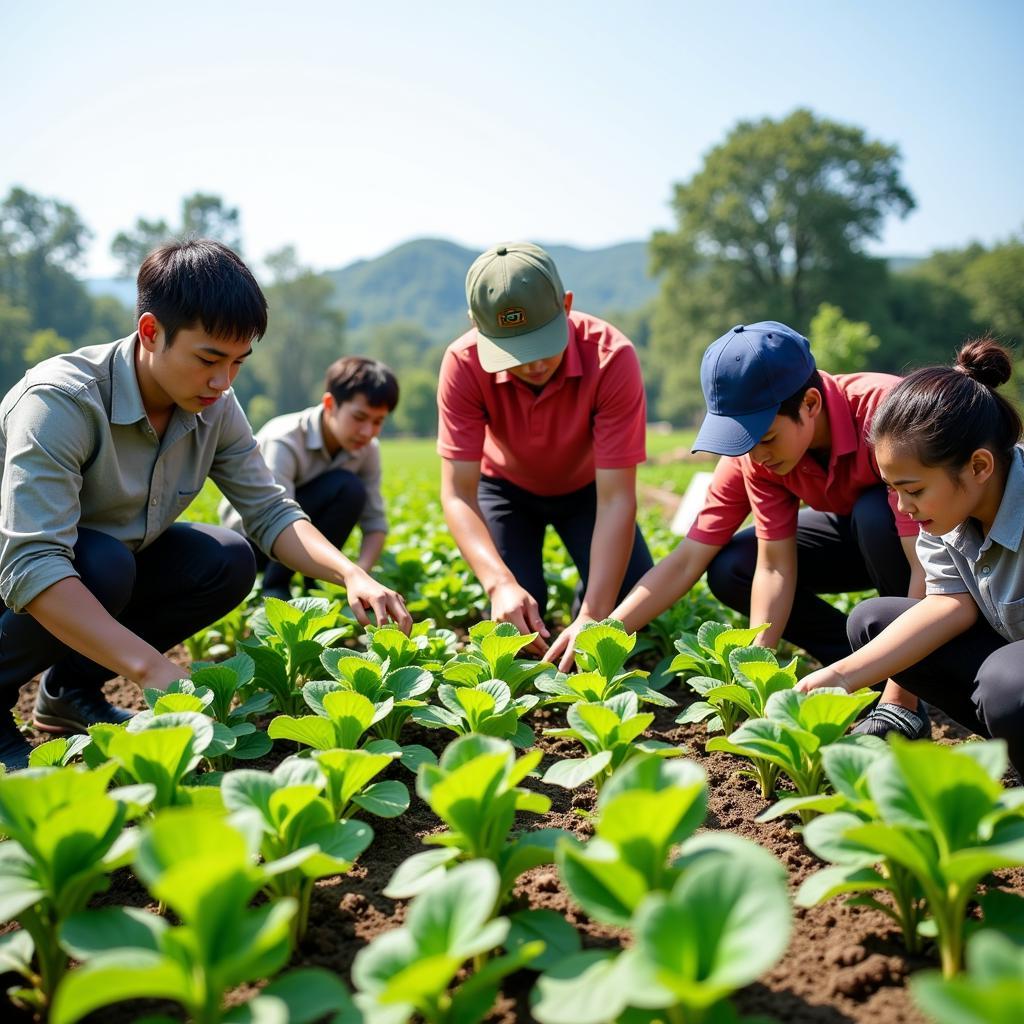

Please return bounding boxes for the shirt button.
[981,565,992,576]
[150,498,158,507]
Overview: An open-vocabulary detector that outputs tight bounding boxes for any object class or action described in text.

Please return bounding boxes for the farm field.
[3,431,1022,1024]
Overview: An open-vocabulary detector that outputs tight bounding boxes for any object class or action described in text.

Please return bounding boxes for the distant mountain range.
[86,239,922,341]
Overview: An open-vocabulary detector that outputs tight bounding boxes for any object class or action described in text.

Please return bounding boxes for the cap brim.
[475,311,570,373]
[692,406,779,456]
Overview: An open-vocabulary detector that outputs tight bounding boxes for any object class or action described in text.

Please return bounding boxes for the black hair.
[870,337,1022,472]
[777,370,824,423]
[136,238,268,345]
[325,356,400,411]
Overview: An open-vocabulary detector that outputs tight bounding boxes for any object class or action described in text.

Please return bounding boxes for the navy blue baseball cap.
[692,322,816,456]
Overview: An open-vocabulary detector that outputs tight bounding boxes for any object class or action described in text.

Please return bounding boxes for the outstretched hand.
[489,580,549,655]
[344,569,413,634]
[543,613,596,673]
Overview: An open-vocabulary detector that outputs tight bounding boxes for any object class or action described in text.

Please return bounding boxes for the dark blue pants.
[476,474,654,617]
[259,469,367,591]
[850,596,1024,776]
[0,523,256,706]
[705,486,911,665]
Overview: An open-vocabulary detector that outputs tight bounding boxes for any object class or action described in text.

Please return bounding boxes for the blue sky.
[3,0,1022,278]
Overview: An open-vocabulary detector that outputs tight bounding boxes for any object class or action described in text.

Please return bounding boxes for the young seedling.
[440,620,554,697]
[411,680,539,747]
[85,712,223,812]
[320,645,436,746]
[707,687,878,809]
[766,739,928,954]
[50,808,356,1024]
[533,758,791,1024]
[799,737,1024,977]
[136,655,273,769]
[268,686,436,775]
[912,929,1024,1024]
[0,763,152,1013]
[353,859,542,1024]
[675,646,796,734]
[541,691,684,793]
[222,760,374,940]
[239,596,354,714]
[553,755,710,926]
[384,735,569,908]
[536,620,675,709]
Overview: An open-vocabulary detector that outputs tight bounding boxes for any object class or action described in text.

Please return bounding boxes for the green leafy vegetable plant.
[222,760,374,940]
[796,737,1024,977]
[675,645,796,735]
[411,680,539,747]
[0,763,152,1012]
[85,712,223,811]
[911,929,1024,1024]
[532,755,791,1024]
[532,838,791,1024]
[50,807,356,1024]
[440,620,553,697]
[384,735,569,907]
[541,691,684,792]
[319,644,436,744]
[535,619,675,709]
[353,859,542,1024]
[707,686,878,808]
[238,596,353,714]
[268,686,436,774]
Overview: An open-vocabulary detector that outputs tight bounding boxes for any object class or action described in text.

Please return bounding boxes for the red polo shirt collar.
[493,325,583,393]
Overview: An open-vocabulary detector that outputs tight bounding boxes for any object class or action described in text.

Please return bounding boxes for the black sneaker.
[33,672,134,735]
[851,701,931,741]
[0,720,31,772]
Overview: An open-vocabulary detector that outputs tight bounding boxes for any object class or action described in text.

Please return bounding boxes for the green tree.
[0,187,95,343]
[808,302,880,373]
[111,193,242,275]
[23,328,73,365]
[648,109,915,422]
[236,247,346,419]
[388,367,438,437]
[0,296,32,394]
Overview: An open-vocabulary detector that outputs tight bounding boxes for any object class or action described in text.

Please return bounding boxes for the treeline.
[2,109,1021,435]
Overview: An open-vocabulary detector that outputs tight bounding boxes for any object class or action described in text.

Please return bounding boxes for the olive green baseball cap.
[465,242,570,373]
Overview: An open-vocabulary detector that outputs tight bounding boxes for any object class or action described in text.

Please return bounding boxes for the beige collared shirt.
[917,446,1024,641]
[0,334,306,613]
[218,405,387,536]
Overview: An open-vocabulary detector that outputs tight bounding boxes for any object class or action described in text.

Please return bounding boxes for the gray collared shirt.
[917,445,1024,641]
[219,405,388,536]
[0,334,306,613]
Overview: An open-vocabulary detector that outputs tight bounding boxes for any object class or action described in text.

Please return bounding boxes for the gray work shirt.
[219,405,388,536]
[917,445,1024,641]
[0,334,307,613]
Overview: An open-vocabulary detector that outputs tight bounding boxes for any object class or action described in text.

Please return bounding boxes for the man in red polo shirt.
[437,242,652,654]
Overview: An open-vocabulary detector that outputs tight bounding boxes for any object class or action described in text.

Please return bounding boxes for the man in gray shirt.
[0,240,410,769]
[220,356,398,599]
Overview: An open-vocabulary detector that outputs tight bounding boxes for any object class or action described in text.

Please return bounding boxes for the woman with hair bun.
[797,337,1024,775]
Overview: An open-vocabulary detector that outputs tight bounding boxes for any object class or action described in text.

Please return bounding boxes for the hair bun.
[955,337,1013,390]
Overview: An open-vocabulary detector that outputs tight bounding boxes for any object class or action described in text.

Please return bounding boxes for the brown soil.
[7,656,1023,1024]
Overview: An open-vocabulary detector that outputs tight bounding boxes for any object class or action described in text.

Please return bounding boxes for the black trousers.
[476,474,654,617]
[259,469,367,591]
[0,523,256,706]
[850,596,1024,776]
[706,486,910,664]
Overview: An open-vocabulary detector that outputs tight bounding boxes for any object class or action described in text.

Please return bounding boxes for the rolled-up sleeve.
[358,443,388,534]
[918,530,970,596]
[0,388,89,611]
[209,396,307,557]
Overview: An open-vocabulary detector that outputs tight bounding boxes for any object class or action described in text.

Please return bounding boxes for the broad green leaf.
[542,752,613,789]
[267,714,336,750]
[352,780,410,818]
[506,908,582,971]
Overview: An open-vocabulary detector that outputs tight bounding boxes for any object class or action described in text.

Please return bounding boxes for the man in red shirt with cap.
[437,242,652,654]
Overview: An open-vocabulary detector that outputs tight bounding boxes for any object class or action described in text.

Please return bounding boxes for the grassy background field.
[184,430,716,531]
